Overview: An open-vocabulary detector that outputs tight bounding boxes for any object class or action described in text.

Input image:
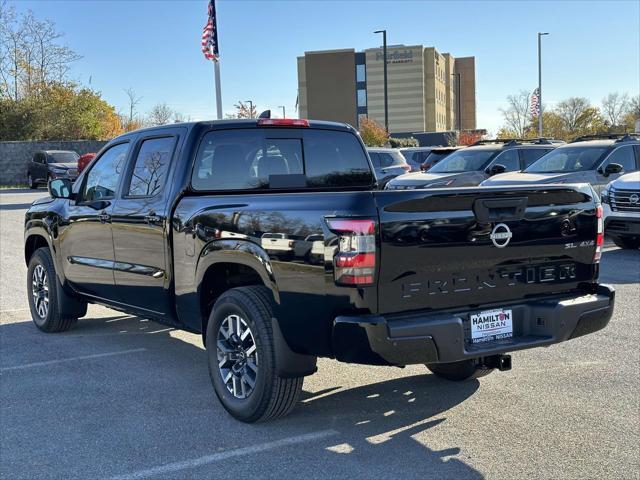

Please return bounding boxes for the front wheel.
[612,236,640,250]
[206,286,303,423]
[426,360,494,381]
[27,247,87,332]
[28,173,37,189]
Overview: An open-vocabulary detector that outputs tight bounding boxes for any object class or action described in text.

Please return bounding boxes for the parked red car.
[77,153,96,174]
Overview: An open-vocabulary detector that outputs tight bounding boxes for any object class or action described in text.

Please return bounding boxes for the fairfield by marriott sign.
[375,49,414,64]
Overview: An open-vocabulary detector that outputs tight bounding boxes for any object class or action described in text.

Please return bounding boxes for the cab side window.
[81,143,129,202]
[491,149,520,171]
[127,137,175,197]
[601,146,636,172]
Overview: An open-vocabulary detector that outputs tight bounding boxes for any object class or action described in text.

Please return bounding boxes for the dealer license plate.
[470,308,513,344]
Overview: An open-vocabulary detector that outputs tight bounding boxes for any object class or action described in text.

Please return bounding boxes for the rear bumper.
[332,284,615,366]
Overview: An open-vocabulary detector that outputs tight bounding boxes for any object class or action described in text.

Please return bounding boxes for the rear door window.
[377,153,396,168]
[520,148,553,168]
[192,128,373,190]
[369,153,381,168]
[126,136,175,197]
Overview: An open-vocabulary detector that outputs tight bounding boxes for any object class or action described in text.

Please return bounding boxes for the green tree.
[358,117,388,147]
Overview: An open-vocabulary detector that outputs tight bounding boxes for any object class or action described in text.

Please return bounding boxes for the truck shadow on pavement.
[1,314,483,479]
[599,248,640,284]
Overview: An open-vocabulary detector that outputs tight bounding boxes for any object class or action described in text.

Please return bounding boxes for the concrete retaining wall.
[0,140,108,186]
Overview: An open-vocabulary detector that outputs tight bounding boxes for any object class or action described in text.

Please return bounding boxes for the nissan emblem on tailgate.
[490,223,512,248]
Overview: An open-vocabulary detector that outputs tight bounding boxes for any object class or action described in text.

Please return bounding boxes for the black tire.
[426,360,494,381]
[612,236,640,250]
[206,286,303,423]
[27,247,87,333]
[27,173,37,189]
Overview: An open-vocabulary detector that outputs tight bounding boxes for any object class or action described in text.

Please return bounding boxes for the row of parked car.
[370,133,640,249]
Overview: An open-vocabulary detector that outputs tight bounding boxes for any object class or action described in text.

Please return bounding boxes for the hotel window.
[357,89,367,107]
[356,64,366,82]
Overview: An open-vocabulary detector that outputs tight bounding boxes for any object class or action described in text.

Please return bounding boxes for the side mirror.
[48,178,73,199]
[487,164,507,176]
[602,163,623,176]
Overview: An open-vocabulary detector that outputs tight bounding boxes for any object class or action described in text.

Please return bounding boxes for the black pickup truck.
[24,119,614,422]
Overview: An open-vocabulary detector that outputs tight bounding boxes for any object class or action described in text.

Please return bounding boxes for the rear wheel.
[206,286,303,423]
[426,360,494,381]
[612,236,640,250]
[27,247,87,332]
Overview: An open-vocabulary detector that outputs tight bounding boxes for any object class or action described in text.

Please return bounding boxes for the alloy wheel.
[216,314,258,399]
[31,264,49,319]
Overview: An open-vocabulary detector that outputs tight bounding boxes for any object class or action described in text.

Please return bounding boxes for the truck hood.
[481,171,578,186]
[49,162,76,170]
[611,171,640,189]
[387,171,482,189]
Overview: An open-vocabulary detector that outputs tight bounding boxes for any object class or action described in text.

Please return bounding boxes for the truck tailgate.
[374,185,599,315]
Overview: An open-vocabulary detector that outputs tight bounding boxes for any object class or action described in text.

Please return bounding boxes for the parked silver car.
[386,138,558,190]
[367,148,411,187]
[481,134,640,193]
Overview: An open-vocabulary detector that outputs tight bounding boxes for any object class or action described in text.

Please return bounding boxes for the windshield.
[525,146,608,173]
[48,152,79,163]
[428,149,497,173]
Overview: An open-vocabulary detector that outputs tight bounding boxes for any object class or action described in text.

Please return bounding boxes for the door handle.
[98,211,111,223]
[145,211,162,224]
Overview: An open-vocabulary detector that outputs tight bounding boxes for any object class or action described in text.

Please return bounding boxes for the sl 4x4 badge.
[565,240,595,249]
[490,223,512,248]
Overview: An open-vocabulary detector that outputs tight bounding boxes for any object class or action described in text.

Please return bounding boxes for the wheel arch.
[195,239,280,340]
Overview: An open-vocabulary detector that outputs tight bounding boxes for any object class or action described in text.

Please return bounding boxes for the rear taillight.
[401,164,411,172]
[257,118,310,127]
[327,218,376,286]
[594,204,604,263]
[288,240,295,248]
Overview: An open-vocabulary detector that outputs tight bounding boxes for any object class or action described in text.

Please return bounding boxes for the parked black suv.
[386,138,560,190]
[24,119,613,422]
[27,150,79,189]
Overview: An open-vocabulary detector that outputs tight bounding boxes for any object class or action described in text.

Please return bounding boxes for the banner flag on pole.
[530,88,540,119]
[201,0,219,62]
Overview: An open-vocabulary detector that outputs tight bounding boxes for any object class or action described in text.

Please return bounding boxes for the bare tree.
[0,4,80,100]
[123,87,142,129]
[601,92,629,127]
[555,97,592,132]
[147,103,173,126]
[499,90,531,138]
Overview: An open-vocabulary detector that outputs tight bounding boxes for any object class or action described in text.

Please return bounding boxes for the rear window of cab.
[191,128,374,191]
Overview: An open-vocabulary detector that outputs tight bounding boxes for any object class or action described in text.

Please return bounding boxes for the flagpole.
[214,60,223,120]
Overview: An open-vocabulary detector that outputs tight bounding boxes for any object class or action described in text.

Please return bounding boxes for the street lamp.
[374,29,389,133]
[278,105,286,118]
[244,100,254,118]
[451,73,461,131]
[537,32,549,137]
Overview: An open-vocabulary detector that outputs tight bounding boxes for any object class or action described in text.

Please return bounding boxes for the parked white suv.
[602,171,640,249]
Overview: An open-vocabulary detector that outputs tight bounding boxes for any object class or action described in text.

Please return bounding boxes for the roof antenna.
[258,110,271,119]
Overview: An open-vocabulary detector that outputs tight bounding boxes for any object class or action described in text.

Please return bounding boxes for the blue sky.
[12,0,640,133]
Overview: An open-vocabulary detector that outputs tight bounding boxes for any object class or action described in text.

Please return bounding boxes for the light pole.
[537,32,549,137]
[244,100,254,118]
[278,105,286,118]
[374,29,389,133]
[451,73,461,131]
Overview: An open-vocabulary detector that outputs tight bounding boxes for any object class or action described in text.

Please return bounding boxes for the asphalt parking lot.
[1,188,639,480]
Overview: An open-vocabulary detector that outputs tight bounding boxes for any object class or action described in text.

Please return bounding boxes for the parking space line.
[0,348,147,372]
[110,429,339,480]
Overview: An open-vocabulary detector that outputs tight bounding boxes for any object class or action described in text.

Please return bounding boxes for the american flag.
[530,88,540,118]
[201,0,219,61]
